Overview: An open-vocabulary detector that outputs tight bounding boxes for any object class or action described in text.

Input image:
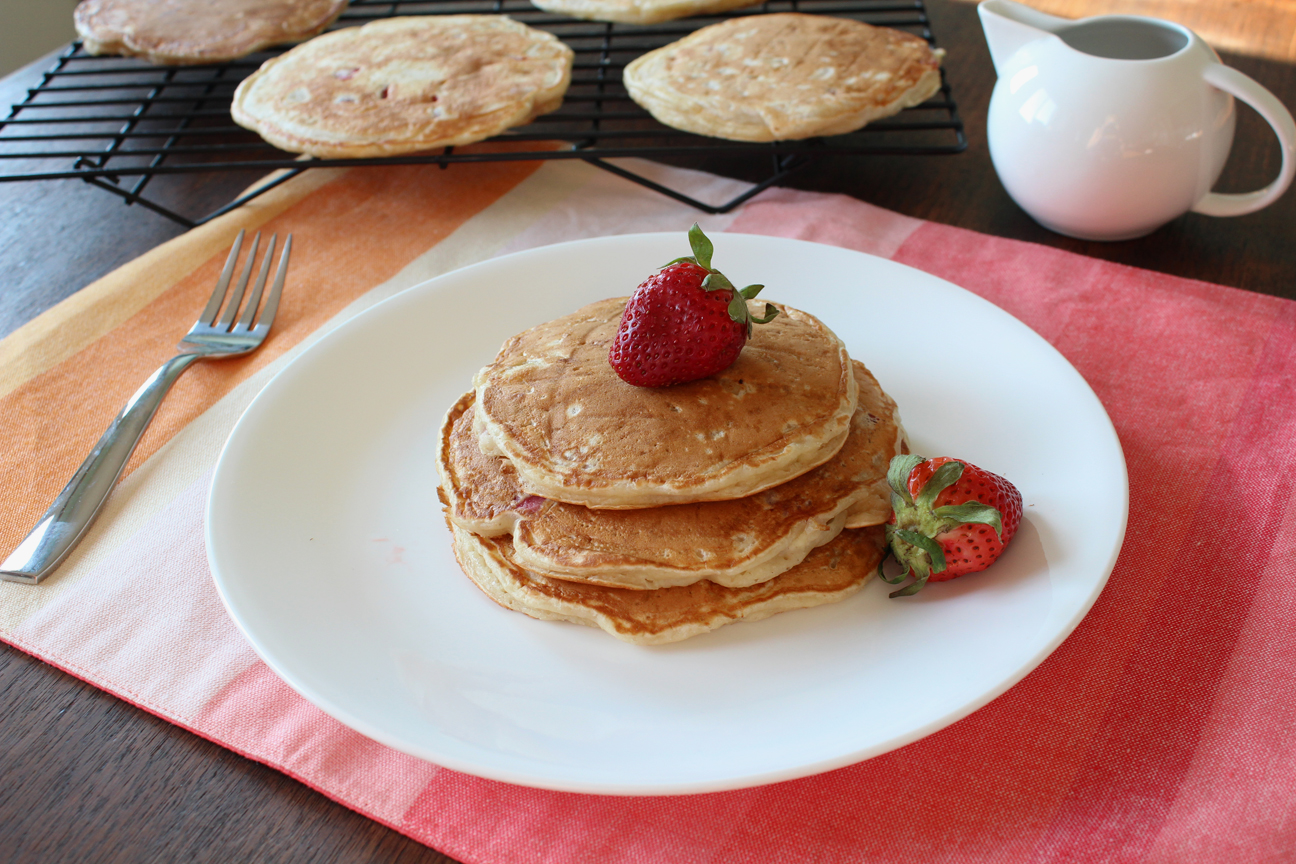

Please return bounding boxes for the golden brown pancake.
[451,522,884,644]
[231,16,573,158]
[622,14,945,141]
[74,0,348,65]
[529,0,760,25]
[440,362,904,589]
[473,298,857,509]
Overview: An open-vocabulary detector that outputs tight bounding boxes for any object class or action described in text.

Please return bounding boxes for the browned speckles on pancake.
[451,521,885,644]
[438,361,902,589]
[438,392,532,537]
[231,16,573,158]
[472,297,856,509]
[75,0,348,65]
[623,13,944,141]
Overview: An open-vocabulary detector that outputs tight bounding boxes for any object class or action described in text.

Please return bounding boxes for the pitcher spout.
[979,0,1071,75]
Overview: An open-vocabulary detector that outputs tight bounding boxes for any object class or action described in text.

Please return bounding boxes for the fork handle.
[1,353,201,585]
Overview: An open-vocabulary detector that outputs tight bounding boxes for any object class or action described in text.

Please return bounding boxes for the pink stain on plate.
[369,537,405,565]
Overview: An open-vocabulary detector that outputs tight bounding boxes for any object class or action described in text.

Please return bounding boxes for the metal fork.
[1,230,291,585]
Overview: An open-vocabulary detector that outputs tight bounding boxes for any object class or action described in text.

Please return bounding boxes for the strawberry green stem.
[688,223,714,269]
[883,455,1005,598]
[666,223,781,336]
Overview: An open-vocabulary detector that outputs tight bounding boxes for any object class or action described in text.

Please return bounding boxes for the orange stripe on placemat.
[0,167,345,400]
[0,155,547,559]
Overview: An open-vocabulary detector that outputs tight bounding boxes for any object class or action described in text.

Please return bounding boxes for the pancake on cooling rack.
[471,297,858,510]
[231,16,573,158]
[440,361,905,590]
[450,521,887,645]
[74,0,348,65]
[530,0,760,25]
[622,13,945,141]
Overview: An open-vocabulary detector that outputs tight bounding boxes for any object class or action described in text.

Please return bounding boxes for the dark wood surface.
[2,2,1293,861]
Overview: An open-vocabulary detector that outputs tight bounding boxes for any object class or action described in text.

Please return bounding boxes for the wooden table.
[2,1,1293,860]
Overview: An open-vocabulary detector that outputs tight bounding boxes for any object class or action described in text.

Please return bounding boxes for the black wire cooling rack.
[0,0,966,226]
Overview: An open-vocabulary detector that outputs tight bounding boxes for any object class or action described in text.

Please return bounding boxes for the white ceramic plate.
[208,233,1127,795]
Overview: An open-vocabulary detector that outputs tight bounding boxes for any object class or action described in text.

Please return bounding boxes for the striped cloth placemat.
[2,155,1294,863]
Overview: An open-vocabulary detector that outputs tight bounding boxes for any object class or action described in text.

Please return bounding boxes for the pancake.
[473,298,857,509]
[451,522,884,644]
[529,0,760,25]
[439,361,904,589]
[622,13,944,142]
[74,0,348,65]
[230,16,573,158]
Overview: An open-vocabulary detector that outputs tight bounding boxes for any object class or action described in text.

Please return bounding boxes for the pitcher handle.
[1192,64,1296,217]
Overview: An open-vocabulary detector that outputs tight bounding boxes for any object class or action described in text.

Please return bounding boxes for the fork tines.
[201,228,292,333]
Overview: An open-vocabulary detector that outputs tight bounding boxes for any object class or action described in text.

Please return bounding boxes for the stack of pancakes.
[437,297,906,644]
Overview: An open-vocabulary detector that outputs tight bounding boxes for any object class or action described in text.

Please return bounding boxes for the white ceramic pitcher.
[980,0,1295,241]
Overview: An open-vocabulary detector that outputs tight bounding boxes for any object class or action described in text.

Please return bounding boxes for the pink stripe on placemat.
[198,662,444,825]
[844,200,1286,860]
[10,471,259,720]
[1146,490,1296,863]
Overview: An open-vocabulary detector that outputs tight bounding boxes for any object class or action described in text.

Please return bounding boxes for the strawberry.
[608,224,778,387]
[879,455,1023,597]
